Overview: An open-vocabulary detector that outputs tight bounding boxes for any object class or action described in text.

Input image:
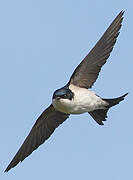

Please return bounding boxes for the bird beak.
[55,96,61,100]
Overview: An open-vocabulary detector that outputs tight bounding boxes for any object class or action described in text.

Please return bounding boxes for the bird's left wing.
[68,11,124,89]
[5,104,69,172]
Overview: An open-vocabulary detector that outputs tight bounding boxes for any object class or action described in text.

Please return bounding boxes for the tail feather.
[89,109,108,125]
[102,93,128,108]
[89,93,128,125]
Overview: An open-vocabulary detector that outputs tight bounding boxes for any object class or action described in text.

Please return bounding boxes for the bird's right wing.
[5,104,69,172]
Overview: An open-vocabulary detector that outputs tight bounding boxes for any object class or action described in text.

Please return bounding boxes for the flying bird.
[5,11,128,172]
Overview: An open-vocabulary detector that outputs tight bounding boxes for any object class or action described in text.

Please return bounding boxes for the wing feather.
[69,11,124,88]
[5,105,69,172]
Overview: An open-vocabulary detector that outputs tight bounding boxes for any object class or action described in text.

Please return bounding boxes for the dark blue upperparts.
[53,86,74,100]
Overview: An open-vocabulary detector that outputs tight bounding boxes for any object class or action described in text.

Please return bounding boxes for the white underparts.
[52,84,108,114]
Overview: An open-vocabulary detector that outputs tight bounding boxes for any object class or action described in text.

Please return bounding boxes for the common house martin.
[5,11,128,172]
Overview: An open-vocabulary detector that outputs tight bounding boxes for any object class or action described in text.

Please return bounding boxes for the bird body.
[53,84,107,114]
[5,11,128,172]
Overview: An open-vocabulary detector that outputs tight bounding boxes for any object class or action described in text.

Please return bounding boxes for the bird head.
[53,87,74,100]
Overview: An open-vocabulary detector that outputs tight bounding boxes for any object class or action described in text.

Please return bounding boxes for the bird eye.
[62,94,67,98]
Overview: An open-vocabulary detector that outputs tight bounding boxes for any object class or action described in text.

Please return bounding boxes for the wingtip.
[4,165,11,173]
[116,10,125,20]
[120,10,125,21]
[4,159,19,172]
[4,168,9,173]
[118,10,125,16]
[121,10,125,14]
[123,92,129,97]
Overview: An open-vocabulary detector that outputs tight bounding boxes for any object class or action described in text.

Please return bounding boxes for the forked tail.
[89,93,128,125]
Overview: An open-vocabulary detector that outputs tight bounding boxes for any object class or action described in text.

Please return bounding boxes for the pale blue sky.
[1,1,132,179]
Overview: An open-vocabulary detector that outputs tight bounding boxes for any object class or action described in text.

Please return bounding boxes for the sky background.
[0,0,132,179]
